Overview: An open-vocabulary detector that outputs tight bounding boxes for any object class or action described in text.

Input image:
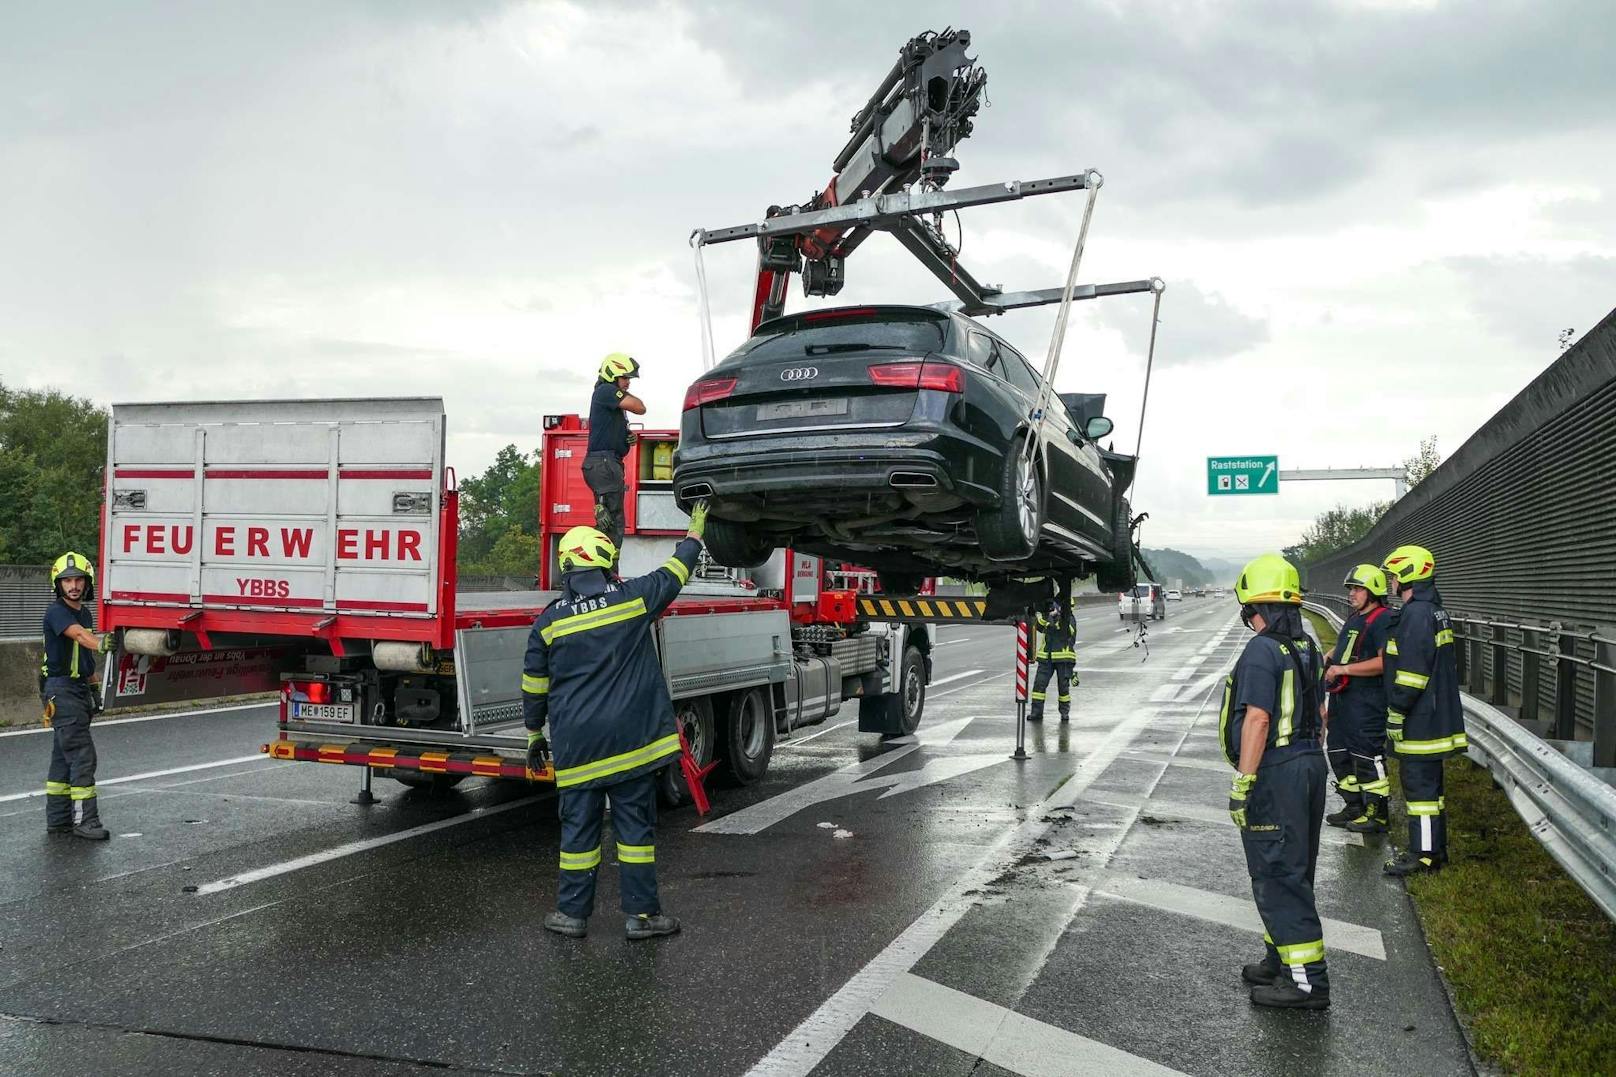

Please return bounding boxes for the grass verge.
[1304,607,1616,1074]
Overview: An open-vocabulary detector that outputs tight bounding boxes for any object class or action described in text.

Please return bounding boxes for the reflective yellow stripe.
[1435,629,1454,646]
[558,846,601,871]
[45,781,69,795]
[1362,778,1391,795]
[69,785,96,800]
[1386,638,1400,655]
[1275,665,1295,746]
[1338,775,1360,792]
[1387,709,1406,726]
[662,557,690,585]
[898,600,915,617]
[1407,800,1443,816]
[1029,691,1045,701]
[71,640,81,679]
[1397,736,1459,755]
[879,600,895,617]
[1395,670,1429,689]
[616,842,655,864]
[541,597,648,644]
[554,733,681,788]
[1276,939,1325,965]
[1340,630,1360,664]
[521,673,550,695]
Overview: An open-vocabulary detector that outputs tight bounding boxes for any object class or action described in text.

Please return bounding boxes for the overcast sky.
[3,0,1611,564]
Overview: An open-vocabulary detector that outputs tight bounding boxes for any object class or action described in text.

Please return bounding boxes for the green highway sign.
[1208,455,1279,496]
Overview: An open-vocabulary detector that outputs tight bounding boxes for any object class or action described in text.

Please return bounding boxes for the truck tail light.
[867,360,963,393]
[292,680,329,704]
[683,377,737,411]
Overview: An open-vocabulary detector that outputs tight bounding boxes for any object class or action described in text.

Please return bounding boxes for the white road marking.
[778,720,855,748]
[1083,793,1366,847]
[699,717,998,835]
[932,671,1008,698]
[1121,749,1229,773]
[0,701,270,738]
[194,796,542,895]
[743,687,1179,1076]
[929,669,985,688]
[0,754,268,802]
[871,972,1186,1077]
[1093,873,1387,960]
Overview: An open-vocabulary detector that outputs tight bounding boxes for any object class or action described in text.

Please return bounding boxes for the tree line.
[1290,436,1442,565]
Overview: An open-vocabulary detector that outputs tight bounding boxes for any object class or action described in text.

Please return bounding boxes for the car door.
[994,343,1091,540]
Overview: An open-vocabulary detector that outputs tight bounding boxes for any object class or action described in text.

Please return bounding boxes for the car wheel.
[657,696,716,808]
[705,517,775,568]
[1094,495,1135,593]
[877,571,925,595]
[978,438,1043,561]
[720,687,774,785]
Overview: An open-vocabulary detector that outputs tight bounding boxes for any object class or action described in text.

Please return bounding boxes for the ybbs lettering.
[236,578,291,599]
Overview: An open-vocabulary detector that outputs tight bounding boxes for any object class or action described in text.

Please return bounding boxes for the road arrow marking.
[696,716,1003,835]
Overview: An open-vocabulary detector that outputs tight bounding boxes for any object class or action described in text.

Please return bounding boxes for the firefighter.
[582,352,646,548]
[1028,597,1078,722]
[1323,564,1392,834]
[521,501,707,940]
[1223,553,1330,1009]
[42,552,113,841]
[1380,544,1465,877]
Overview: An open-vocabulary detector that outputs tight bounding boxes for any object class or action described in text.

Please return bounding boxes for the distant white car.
[1166,588,1182,601]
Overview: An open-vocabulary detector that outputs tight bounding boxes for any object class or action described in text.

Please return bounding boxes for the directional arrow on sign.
[1258,461,1276,489]
[695,716,1005,835]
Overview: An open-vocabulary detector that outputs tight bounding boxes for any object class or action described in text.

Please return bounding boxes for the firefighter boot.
[544,911,588,938]
[1345,802,1388,835]
[1250,980,1330,1010]
[1241,960,1281,986]
[625,912,681,940]
[73,820,110,841]
[1384,852,1443,877]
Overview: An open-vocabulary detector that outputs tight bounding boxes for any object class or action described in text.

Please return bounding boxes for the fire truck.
[97,398,935,806]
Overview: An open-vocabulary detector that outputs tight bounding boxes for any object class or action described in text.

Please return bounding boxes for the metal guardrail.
[1310,592,1616,768]
[1307,600,1616,922]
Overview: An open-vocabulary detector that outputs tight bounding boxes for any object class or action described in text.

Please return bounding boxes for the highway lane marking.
[744,671,1187,1076]
[0,754,268,802]
[1082,793,1366,848]
[194,795,543,895]
[0,701,271,738]
[1121,748,1229,773]
[929,669,985,688]
[778,719,855,748]
[1092,873,1386,959]
[870,972,1186,1077]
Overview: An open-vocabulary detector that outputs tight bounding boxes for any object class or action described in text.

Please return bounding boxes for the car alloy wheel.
[1016,452,1040,544]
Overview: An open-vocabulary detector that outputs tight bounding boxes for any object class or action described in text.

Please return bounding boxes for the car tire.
[657,696,716,808]
[390,771,465,794]
[978,437,1043,561]
[720,687,774,785]
[877,571,925,595]
[705,517,775,569]
[1094,495,1135,593]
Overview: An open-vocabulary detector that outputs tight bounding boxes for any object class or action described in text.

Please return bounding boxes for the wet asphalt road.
[0,598,1473,1076]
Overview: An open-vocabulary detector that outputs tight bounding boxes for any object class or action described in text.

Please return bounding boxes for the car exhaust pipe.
[889,472,938,488]
[680,482,715,499]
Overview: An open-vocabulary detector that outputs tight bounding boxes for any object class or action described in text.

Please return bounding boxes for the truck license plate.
[291,702,356,723]
[756,398,848,421]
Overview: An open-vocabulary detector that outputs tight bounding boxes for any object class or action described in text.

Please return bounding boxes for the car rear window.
[731,310,948,362]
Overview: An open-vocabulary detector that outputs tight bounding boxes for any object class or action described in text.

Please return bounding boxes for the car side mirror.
[1085,416,1114,440]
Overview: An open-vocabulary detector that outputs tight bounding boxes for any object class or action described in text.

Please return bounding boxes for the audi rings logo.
[779,367,819,382]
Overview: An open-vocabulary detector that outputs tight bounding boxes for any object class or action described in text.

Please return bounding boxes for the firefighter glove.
[526,730,550,774]
[686,498,709,540]
[97,631,115,654]
[1228,771,1256,829]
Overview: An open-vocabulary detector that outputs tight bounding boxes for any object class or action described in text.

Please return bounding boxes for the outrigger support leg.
[351,765,378,806]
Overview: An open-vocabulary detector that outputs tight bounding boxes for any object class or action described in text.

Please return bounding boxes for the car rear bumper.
[674,439,997,507]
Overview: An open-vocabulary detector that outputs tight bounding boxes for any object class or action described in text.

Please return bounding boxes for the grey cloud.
[1446,254,1616,352]
[1093,281,1267,367]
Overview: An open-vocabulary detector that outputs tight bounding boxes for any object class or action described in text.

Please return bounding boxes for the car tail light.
[867,360,963,393]
[683,377,737,411]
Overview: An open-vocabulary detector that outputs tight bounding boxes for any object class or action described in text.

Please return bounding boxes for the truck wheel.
[858,645,925,737]
[720,686,774,785]
[977,437,1043,561]
[390,771,465,794]
[657,697,716,808]
[705,518,775,569]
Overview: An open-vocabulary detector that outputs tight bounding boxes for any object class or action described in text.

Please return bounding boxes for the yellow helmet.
[557,526,617,571]
[1342,564,1388,597]
[1234,553,1303,606]
[1381,544,1434,585]
[51,551,96,599]
[599,352,640,381]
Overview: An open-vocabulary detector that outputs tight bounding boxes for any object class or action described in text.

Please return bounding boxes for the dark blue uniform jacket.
[1384,581,1466,757]
[587,380,630,457]
[42,600,96,681]
[1327,605,1390,728]
[521,538,701,790]
[1220,632,1323,770]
